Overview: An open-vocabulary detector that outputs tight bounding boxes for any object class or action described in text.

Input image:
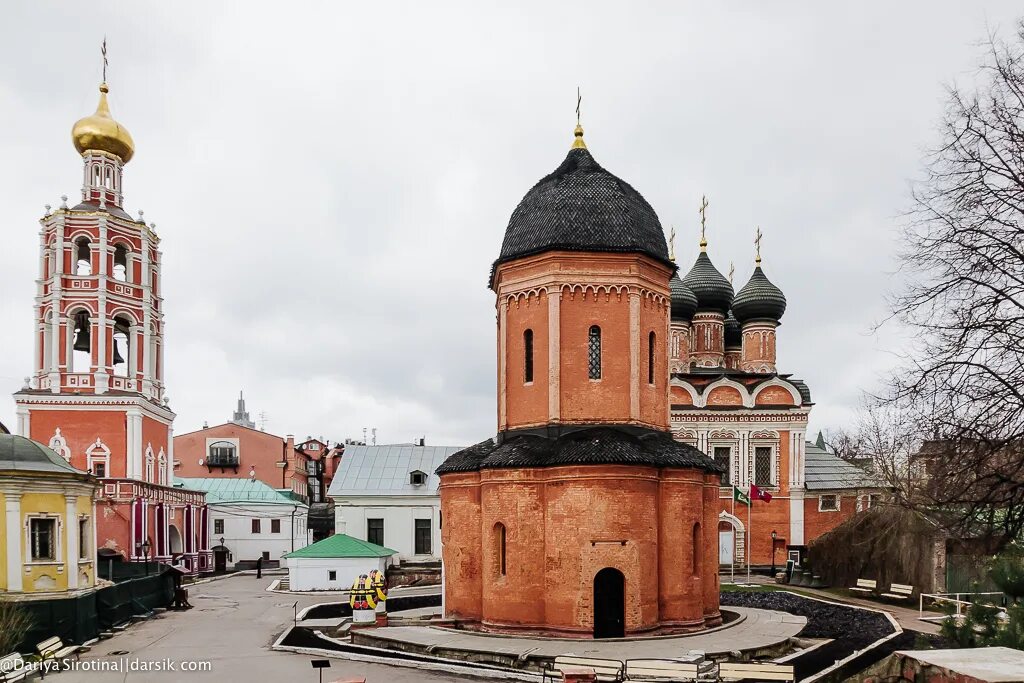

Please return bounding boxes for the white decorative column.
[789,488,805,546]
[127,410,143,480]
[95,218,109,393]
[6,495,23,591]
[141,233,152,396]
[498,299,507,429]
[66,496,79,589]
[547,289,560,422]
[628,291,640,420]
[15,406,30,437]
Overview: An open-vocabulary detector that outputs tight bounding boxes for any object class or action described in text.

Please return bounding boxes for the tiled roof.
[326,445,464,497]
[681,252,734,313]
[492,147,673,284]
[437,426,721,475]
[733,265,787,323]
[670,273,698,321]
[175,477,305,505]
[803,442,878,490]
[283,533,396,559]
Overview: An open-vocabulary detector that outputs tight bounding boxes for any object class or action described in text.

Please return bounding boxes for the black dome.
[493,147,672,280]
[681,251,734,313]
[724,310,742,348]
[732,266,787,323]
[669,273,698,321]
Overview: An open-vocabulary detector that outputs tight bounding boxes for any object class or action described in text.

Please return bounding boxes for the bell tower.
[12,54,209,573]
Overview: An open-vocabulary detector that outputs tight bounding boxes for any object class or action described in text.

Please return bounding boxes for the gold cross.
[101,37,108,82]
[698,195,709,249]
[668,225,676,261]
[728,261,735,284]
[576,87,582,126]
[754,226,763,264]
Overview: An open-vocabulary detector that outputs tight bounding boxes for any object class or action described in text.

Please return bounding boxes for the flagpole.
[747,488,752,585]
[730,488,735,585]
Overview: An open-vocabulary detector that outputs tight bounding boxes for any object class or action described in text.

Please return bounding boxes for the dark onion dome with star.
[491,125,674,286]
[681,246,734,314]
[669,273,698,321]
[732,261,787,324]
[724,310,742,347]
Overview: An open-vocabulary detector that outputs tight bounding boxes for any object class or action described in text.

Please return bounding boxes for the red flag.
[750,484,772,503]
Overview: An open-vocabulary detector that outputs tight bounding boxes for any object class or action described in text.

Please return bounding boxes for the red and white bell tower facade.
[13,78,211,574]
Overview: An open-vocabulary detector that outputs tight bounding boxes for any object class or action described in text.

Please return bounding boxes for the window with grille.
[754,447,773,486]
[415,519,432,555]
[214,519,224,535]
[496,523,507,576]
[30,518,56,561]
[367,518,384,546]
[819,494,839,511]
[524,329,534,383]
[714,447,731,486]
[588,326,602,379]
[648,331,656,385]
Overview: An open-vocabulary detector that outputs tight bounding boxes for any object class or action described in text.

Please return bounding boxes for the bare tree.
[883,21,1024,545]
[820,427,869,463]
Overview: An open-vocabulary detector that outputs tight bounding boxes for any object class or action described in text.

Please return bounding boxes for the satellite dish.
[198,458,204,466]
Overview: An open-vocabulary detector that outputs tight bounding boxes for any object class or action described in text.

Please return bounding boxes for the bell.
[73,315,91,352]
[112,342,125,366]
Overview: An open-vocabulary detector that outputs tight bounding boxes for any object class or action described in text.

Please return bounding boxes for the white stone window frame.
[750,433,780,489]
[25,513,62,565]
[818,494,840,512]
[78,514,92,562]
[157,448,167,486]
[145,444,155,483]
[48,428,72,462]
[856,493,882,511]
[708,434,739,488]
[87,438,111,478]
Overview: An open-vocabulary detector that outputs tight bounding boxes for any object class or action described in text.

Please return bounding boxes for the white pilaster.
[498,300,507,429]
[547,290,560,422]
[5,495,23,591]
[628,292,640,420]
[15,406,30,437]
[789,488,805,545]
[65,497,79,589]
[127,409,144,479]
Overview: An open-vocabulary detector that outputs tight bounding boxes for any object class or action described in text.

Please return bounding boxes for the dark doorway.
[214,549,228,572]
[593,567,625,638]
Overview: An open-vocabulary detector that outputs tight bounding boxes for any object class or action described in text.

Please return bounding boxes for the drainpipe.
[291,505,296,552]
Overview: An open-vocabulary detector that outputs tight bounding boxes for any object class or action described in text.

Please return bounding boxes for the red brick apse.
[437,125,723,638]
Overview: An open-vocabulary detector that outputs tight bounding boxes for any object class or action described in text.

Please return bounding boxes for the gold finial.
[754,226,763,265]
[668,225,676,262]
[698,195,709,251]
[71,39,135,163]
[572,86,587,149]
[728,261,735,284]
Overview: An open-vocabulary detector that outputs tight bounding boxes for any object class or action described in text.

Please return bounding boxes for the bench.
[881,583,914,600]
[625,659,699,681]
[849,578,877,594]
[719,662,795,682]
[36,636,84,677]
[0,653,29,683]
[545,656,624,682]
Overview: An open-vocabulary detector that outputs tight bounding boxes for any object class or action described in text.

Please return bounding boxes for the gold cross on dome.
[698,195,709,250]
[754,226,763,264]
[101,37,108,82]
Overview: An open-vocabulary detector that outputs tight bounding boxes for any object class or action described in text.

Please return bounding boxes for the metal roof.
[284,533,396,559]
[175,477,306,506]
[0,434,89,476]
[327,444,464,497]
[803,441,877,490]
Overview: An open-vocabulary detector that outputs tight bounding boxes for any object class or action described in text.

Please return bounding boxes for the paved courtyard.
[52,575,466,683]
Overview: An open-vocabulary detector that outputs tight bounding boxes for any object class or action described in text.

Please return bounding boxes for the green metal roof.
[283,533,396,559]
[175,477,306,505]
[0,434,89,476]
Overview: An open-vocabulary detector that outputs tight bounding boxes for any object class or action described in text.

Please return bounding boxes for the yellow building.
[0,434,99,594]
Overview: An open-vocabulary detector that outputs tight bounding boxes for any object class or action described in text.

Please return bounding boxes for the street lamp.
[138,539,152,576]
[770,530,778,576]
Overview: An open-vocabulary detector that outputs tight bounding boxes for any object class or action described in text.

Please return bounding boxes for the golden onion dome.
[71,83,134,163]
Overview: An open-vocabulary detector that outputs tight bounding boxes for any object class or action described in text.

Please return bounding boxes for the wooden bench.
[881,583,914,600]
[849,578,877,594]
[36,637,82,662]
[625,658,699,681]
[545,656,624,682]
[0,653,30,683]
[719,662,795,682]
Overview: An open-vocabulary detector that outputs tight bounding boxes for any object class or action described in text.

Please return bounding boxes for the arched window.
[495,522,507,576]
[113,317,131,377]
[692,522,702,577]
[75,237,92,276]
[71,311,91,373]
[523,329,534,383]
[648,331,656,385]
[588,325,602,380]
[113,244,129,282]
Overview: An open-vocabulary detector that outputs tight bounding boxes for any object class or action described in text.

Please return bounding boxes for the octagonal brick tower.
[437,123,723,638]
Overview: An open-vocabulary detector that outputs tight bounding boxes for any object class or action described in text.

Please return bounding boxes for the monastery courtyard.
[53,576,461,683]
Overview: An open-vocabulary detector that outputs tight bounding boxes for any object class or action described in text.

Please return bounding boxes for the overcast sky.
[1,2,1019,447]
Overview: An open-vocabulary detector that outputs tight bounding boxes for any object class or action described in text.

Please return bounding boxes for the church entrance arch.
[593,567,626,638]
[718,512,745,566]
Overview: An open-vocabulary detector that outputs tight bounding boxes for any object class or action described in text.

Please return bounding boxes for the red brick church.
[438,123,723,638]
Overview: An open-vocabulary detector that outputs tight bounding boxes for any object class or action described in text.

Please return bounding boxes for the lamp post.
[139,539,151,576]
[770,530,778,576]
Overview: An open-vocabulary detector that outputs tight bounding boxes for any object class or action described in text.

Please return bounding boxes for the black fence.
[14,566,176,653]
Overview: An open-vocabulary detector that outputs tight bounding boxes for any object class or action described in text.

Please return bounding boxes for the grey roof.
[0,434,90,476]
[804,441,878,490]
[681,251,734,313]
[492,147,673,285]
[437,426,721,475]
[327,444,464,497]
[733,265,787,323]
[669,273,698,321]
